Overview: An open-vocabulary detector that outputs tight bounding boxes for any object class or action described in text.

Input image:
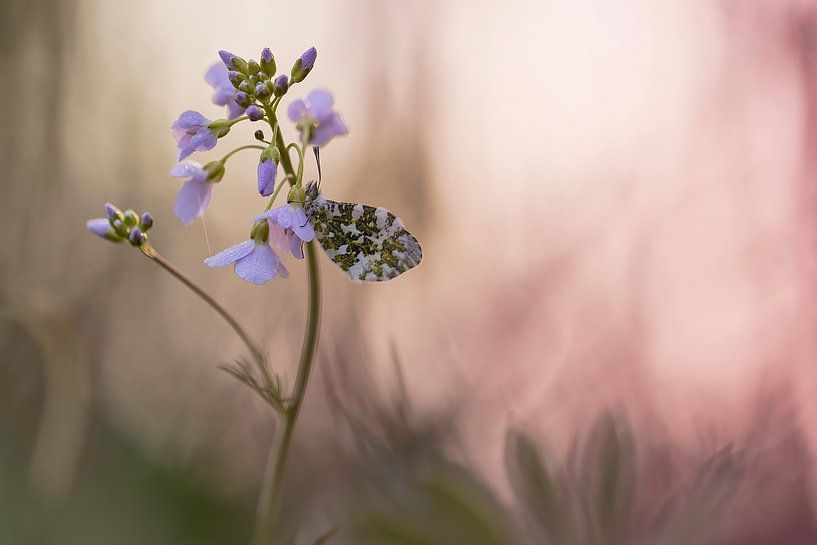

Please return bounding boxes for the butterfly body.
[305,182,422,281]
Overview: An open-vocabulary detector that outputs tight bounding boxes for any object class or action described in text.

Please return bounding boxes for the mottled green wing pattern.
[305,189,422,282]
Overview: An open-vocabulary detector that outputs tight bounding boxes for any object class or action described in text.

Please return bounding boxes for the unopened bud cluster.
[87,203,154,246]
[219,47,316,123]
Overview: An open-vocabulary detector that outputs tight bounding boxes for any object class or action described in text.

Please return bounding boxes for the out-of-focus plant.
[344,412,743,545]
[85,45,423,545]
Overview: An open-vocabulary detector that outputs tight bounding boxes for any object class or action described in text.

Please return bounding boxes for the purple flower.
[269,223,305,259]
[205,63,245,120]
[257,159,277,196]
[170,161,213,225]
[203,239,288,284]
[171,110,218,160]
[287,90,348,147]
[256,203,315,242]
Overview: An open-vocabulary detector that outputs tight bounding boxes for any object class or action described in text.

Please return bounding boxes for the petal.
[204,62,227,87]
[226,99,245,120]
[292,220,315,242]
[257,160,277,197]
[277,260,290,279]
[254,208,278,224]
[306,89,334,119]
[172,110,208,130]
[170,160,206,180]
[311,113,349,147]
[289,236,304,259]
[190,129,218,153]
[204,240,255,268]
[174,179,213,225]
[275,205,296,229]
[287,99,307,122]
[234,243,280,285]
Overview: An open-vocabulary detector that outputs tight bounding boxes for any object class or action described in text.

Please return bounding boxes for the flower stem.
[138,242,269,382]
[222,144,266,162]
[251,241,321,545]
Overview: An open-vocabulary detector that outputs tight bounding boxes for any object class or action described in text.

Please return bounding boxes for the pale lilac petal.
[172,110,208,131]
[277,260,290,279]
[189,130,217,154]
[204,240,255,267]
[204,62,226,87]
[226,100,245,120]
[275,205,296,229]
[254,208,278,224]
[174,179,213,225]
[170,161,207,181]
[234,243,280,284]
[306,89,334,119]
[257,160,277,197]
[292,219,314,242]
[86,218,111,237]
[288,99,307,122]
[310,113,349,147]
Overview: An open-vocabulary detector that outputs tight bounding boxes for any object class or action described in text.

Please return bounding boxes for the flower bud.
[254,129,266,142]
[140,212,154,231]
[272,74,289,96]
[254,82,270,99]
[128,227,145,246]
[290,47,317,83]
[247,59,262,76]
[238,80,253,94]
[234,91,252,108]
[123,209,139,228]
[228,70,245,87]
[204,160,226,183]
[86,218,123,242]
[260,48,276,76]
[246,104,264,121]
[112,218,128,238]
[219,50,248,74]
[104,202,122,222]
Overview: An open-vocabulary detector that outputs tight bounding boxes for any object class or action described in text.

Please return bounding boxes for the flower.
[203,238,288,285]
[86,218,119,241]
[287,89,348,147]
[269,223,304,259]
[205,63,244,120]
[171,110,218,160]
[257,159,277,197]
[300,47,317,71]
[170,161,214,225]
[256,203,315,243]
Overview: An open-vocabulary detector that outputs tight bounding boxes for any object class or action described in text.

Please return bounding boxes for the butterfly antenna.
[313,146,322,190]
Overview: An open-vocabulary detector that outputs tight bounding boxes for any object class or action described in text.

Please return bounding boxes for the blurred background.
[2,0,817,543]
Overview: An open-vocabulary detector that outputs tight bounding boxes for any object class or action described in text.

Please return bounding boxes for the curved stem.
[138,243,268,380]
[251,241,321,545]
[222,144,266,162]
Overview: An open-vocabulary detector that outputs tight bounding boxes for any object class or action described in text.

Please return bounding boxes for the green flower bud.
[123,210,139,228]
[254,129,266,142]
[260,48,276,76]
[290,47,317,84]
[204,160,226,183]
[112,218,129,238]
[247,60,262,76]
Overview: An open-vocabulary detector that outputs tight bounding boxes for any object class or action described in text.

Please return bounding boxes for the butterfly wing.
[306,193,422,281]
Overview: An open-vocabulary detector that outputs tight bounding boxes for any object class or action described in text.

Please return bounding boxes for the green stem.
[138,243,268,380]
[222,144,265,162]
[251,241,321,545]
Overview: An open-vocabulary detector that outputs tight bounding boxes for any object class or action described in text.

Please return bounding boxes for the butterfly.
[304,181,422,282]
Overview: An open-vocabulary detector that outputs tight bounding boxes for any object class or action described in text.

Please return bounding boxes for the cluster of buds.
[86,203,154,247]
[220,47,316,122]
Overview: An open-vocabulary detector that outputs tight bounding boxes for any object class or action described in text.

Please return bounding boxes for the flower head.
[171,110,218,160]
[205,63,245,120]
[255,203,315,243]
[287,89,348,147]
[170,161,215,225]
[257,159,277,197]
[203,221,288,284]
[87,202,154,245]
